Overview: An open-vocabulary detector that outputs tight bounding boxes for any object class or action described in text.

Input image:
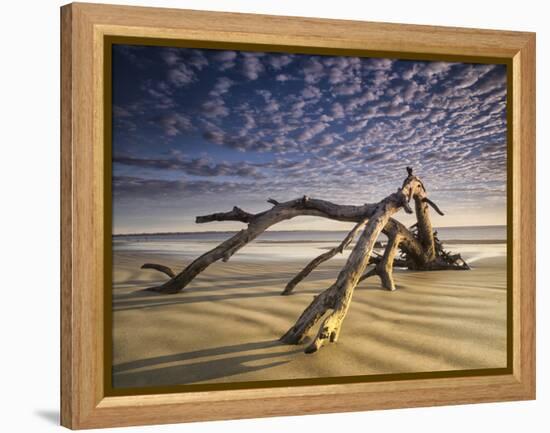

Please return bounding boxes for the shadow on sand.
[111,289,313,311]
[111,271,332,311]
[111,268,394,312]
[112,339,303,388]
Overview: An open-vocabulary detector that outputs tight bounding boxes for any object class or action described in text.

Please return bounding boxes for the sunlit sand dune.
[112,242,507,389]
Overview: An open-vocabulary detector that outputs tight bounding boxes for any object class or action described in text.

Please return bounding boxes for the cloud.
[471,69,507,96]
[113,176,254,200]
[386,104,410,116]
[161,48,210,87]
[209,77,235,97]
[212,50,237,71]
[167,64,196,87]
[113,155,266,179]
[333,82,361,96]
[113,105,132,118]
[371,70,391,86]
[301,85,321,99]
[297,122,328,142]
[323,56,362,85]
[157,113,193,136]
[402,81,425,102]
[345,91,379,113]
[201,98,229,118]
[363,58,394,70]
[256,89,280,113]
[160,48,180,66]
[275,74,292,82]
[302,58,325,84]
[316,134,336,147]
[420,61,453,78]
[212,50,237,62]
[187,50,208,70]
[140,81,176,109]
[402,63,421,80]
[331,102,345,118]
[112,45,509,227]
[346,119,368,133]
[268,54,293,70]
[241,52,265,80]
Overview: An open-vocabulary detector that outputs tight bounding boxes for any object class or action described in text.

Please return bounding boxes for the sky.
[111,44,508,234]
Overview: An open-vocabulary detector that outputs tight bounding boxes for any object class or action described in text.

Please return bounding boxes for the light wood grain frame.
[60,2,535,429]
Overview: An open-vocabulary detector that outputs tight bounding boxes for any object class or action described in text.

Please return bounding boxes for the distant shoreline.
[112,238,506,246]
[316,240,507,250]
[113,225,506,238]
[256,239,507,245]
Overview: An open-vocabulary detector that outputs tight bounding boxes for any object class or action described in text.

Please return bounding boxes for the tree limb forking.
[138,168,469,353]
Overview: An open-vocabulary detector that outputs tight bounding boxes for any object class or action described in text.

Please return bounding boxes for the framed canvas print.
[60,2,536,429]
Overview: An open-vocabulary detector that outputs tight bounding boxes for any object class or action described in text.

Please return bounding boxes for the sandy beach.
[111,240,507,389]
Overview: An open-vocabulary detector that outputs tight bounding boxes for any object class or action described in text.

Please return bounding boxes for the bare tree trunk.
[413,195,436,261]
[281,209,391,353]
[376,233,403,290]
[280,173,424,353]
[137,168,470,353]
[143,195,425,294]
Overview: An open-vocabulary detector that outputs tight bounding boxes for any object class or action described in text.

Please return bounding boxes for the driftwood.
[140,168,469,353]
[140,263,176,278]
[281,220,367,295]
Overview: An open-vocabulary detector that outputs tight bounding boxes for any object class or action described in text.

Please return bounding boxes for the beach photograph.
[110,45,508,390]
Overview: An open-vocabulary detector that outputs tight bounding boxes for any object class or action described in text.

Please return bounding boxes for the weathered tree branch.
[195,206,256,224]
[281,173,424,353]
[143,194,427,294]
[281,220,367,296]
[374,232,403,290]
[422,197,445,216]
[137,167,470,354]
[141,263,176,278]
[358,267,378,282]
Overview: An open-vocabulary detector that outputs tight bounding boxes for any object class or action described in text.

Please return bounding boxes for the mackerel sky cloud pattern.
[111,44,507,233]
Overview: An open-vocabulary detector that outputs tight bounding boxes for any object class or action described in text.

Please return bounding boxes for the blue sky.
[112,44,507,234]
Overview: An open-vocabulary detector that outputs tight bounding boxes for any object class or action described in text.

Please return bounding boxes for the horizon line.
[113,224,506,237]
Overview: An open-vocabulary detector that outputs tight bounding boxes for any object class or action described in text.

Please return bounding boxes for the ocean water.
[113,226,506,263]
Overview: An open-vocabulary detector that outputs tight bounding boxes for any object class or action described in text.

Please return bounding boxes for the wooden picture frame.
[61,2,535,429]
